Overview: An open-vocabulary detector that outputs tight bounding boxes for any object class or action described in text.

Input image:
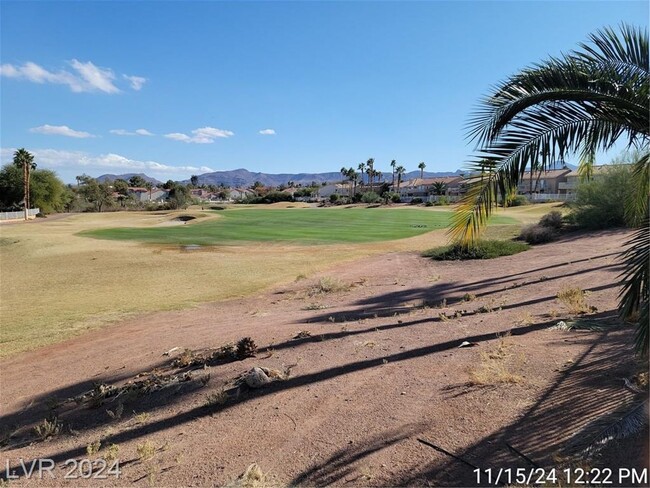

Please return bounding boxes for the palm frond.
[619,218,649,356]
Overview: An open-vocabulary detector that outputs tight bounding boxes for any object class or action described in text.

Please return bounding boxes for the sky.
[1,1,647,184]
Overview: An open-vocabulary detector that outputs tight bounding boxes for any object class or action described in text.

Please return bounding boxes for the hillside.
[183,169,461,187]
[96,173,163,185]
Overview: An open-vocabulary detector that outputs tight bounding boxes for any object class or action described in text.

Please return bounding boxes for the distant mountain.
[186,168,462,188]
[96,173,163,185]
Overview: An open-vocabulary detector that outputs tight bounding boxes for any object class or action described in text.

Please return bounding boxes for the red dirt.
[1,229,648,487]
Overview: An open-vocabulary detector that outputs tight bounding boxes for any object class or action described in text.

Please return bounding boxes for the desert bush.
[519,224,557,244]
[410,197,423,205]
[236,337,257,358]
[360,191,381,204]
[567,164,633,229]
[539,210,564,230]
[309,276,350,294]
[34,417,62,440]
[425,201,433,207]
[557,287,592,314]
[329,193,339,203]
[423,240,529,260]
[508,195,529,206]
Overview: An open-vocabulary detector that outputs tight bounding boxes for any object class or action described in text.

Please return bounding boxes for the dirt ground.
[1,229,648,487]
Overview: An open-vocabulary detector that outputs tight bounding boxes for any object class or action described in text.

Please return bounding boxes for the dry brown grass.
[468,334,524,386]
[557,286,591,314]
[227,463,282,488]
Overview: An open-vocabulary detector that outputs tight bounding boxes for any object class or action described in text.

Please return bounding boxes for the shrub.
[538,210,564,230]
[386,192,401,203]
[568,164,633,229]
[508,195,529,206]
[425,201,434,207]
[410,197,423,205]
[519,224,557,244]
[423,240,529,260]
[360,191,381,204]
[436,196,451,206]
[329,193,339,203]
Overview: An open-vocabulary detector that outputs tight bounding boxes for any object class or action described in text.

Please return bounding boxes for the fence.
[527,193,575,202]
[0,208,40,220]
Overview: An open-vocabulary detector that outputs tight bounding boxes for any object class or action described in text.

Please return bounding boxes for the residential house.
[558,165,619,194]
[516,169,571,194]
[395,176,463,202]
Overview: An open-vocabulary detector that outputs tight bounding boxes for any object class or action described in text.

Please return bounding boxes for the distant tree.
[113,179,129,195]
[168,184,190,209]
[396,165,406,192]
[0,164,71,213]
[144,181,153,201]
[190,175,199,187]
[366,158,375,190]
[357,162,366,185]
[418,161,426,180]
[13,149,36,220]
[78,178,114,212]
[162,179,175,190]
[128,175,147,187]
[30,169,72,213]
[340,167,347,185]
[390,160,397,184]
[432,181,447,196]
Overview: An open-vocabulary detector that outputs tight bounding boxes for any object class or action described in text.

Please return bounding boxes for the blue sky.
[1,1,647,184]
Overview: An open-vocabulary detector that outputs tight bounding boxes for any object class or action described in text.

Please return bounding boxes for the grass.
[423,239,530,260]
[81,207,516,245]
[468,334,524,386]
[0,207,522,358]
[557,287,592,314]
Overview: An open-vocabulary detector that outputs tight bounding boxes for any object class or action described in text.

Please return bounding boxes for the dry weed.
[556,287,591,314]
[468,335,523,386]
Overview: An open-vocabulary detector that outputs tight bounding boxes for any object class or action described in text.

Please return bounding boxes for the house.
[318,183,350,200]
[229,188,255,201]
[127,187,169,202]
[395,176,463,201]
[558,165,618,194]
[516,169,571,194]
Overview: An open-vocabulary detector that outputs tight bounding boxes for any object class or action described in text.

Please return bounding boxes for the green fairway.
[82,207,517,245]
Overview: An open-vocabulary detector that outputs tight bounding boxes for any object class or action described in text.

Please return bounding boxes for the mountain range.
[97,168,462,188]
[96,163,575,188]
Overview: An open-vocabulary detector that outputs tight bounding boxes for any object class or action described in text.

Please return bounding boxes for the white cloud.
[0,147,214,175]
[30,125,95,138]
[0,60,146,94]
[123,74,147,91]
[69,59,119,93]
[165,126,234,144]
[259,129,276,135]
[164,132,192,142]
[110,128,155,136]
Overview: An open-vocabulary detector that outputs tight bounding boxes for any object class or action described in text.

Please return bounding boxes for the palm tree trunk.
[23,164,28,220]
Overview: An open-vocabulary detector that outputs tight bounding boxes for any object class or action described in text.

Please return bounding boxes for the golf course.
[0,204,528,358]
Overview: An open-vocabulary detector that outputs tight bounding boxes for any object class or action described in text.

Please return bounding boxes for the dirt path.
[1,230,647,486]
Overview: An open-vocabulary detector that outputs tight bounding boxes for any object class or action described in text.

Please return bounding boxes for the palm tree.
[418,161,426,180]
[450,24,649,354]
[395,165,406,193]
[366,158,375,191]
[340,166,347,185]
[432,181,447,196]
[390,159,397,184]
[13,148,36,220]
[358,162,366,186]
